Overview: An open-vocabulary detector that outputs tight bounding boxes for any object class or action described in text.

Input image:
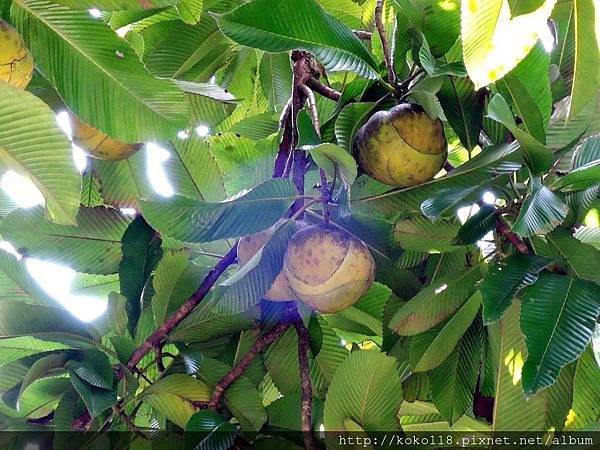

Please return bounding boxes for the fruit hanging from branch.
[0,19,33,89]
[70,114,141,160]
[237,226,297,302]
[283,225,375,313]
[353,103,448,187]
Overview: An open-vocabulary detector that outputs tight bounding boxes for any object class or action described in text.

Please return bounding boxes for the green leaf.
[0,81,80,225]
[0,302,93,340]
[0,336,69,368]
[438,44,484,152]
[69,370,116,419]
[52,0,184,10]
[508,0,545,16]
[389,264,483,335]
[418,35,466,77]
[152,251,205,326]
[552,160,600,193]
[177,0,203,24]
[215,0,379,79]
[393,215,461,253]
[0,206,132,275]
[66,349,113,390]
[259,52,293,113]
[498,43,552,138]
[334,102,377,153]
[17,353,70,408]
[308,143,357,188]
[185,410,238,450]
[141,179,298,244]
[461,0,557,89]
[568,346,600,429]
[263,327,300,395]
[568,0,600,119]
[544,227,600,285]
[106,292,128,336]
[428,319,482,425]
[573,226,600,250]
[409,292,481,372]
[119,216,163,334]
[520,272,600,394]
[487,94,555,173]
[170,306,254,343]
[489,301,546,431]
[323,350,402,431]
[213,221,299,314]
[12,0,187,142]
[480,254,552,324]
[356,143,522,216]
[267,393,324,430]
[454,204,497,245]
[512,179,569,237]
[141,374,212,428]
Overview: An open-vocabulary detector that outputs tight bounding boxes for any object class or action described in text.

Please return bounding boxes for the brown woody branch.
[126,245,238,370]
[375,0,396,86]
[291,308,317,450]
[305,77,342,102]
[208,322,291,409]
[495,217,529,254]
[353,30,373,40]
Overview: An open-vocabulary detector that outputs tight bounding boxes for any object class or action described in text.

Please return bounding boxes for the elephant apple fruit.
[283,225,375,313]
[353,104,447,187]
[0,19,33,89]
[237,227,296,302]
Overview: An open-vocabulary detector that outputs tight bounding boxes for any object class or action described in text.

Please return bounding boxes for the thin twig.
[300,84,321,137]
[127,246,238,371]
[305,77,342,102]
[291,307,316,450]
[208,322,291,409]
[375,0,396,86]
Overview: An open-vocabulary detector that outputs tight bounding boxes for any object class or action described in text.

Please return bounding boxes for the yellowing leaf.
[462,0,557,88]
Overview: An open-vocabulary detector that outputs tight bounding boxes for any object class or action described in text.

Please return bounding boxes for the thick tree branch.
[495,217,529,254]
[208,322,291,409]
[375,0,396,86]
[127,245,238,370]
[305,77,342,102]
[291,308,316,450]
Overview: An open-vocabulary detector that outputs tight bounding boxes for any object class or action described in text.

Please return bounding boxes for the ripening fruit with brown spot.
[353,104,447,187]
[283,225,375,313]
[0,19,34,89]
[70,114,141,161]
[237,227,296,302]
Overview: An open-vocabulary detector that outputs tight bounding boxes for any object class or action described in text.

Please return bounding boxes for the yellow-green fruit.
[0,19,33,89]
[353,103,447,187]
[70,114,141,160]
[283,225,375,313]
[237,228,296,302]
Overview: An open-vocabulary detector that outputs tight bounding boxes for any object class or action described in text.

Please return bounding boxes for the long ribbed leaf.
[461,0,557,88]
[323,350,402,431]
[480,254,553,324]
[520,272,600,394]
[511,179,569,237]
[140,178,298,243]
[52,0,183,10]
[389,264,483,335]
[12,0,187,142]
[0,206,132,275]
[0,82,80,225]
[215,0,379,79]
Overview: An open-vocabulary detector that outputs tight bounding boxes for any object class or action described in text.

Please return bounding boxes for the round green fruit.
[353,103,447,187]
[237,227,296,302]
[283,225,375,313]
[70,114,141,161]
[0,19,34,89]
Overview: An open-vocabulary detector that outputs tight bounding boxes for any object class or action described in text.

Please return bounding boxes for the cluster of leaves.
[0,0,599,446]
